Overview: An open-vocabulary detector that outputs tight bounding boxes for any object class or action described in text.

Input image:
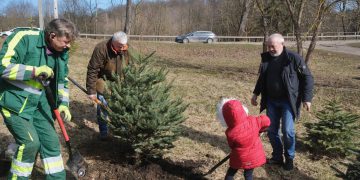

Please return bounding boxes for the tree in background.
[1,0,359,36]
[284,0,307,57]
[104,51,188,161]
[124,0,132,34]
[304,0,342,64]
[303,100,360,157]
[0,1,37,30]
[255,0,285,52]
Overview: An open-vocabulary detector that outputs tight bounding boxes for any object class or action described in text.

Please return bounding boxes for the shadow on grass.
[261,163,316,180]
[155,59,258,76]
[147,158,208,180]
[180,125,229,152]
[67,100,210,179]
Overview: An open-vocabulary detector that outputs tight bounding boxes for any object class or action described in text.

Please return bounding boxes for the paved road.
[219,40,360,56]
[288,40,360,56]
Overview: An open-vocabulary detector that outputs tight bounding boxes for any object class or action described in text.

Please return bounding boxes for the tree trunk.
[255,0,269,52]
[238,0,253,36]
[124,0,132,34]
[284,0,306,57]
[305,0,342,64]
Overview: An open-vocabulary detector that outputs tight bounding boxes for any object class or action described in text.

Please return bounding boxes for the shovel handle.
[40,79,71,142]
[68,77,88,94]
[203,154,230,176]
[53,109,70,141]
[68,76,112,113]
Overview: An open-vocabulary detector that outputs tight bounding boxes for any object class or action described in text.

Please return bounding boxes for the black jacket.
[253,48,314,118]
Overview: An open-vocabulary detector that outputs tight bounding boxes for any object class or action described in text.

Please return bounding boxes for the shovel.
[67,76,112,113]
[202,154,230,177]
[0,150,11,177]
[40,79,87,178]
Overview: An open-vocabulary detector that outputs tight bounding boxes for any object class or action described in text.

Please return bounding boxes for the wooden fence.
[79,33,360,42]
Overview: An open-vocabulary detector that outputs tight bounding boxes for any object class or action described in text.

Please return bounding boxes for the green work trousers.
[1,94,65,180]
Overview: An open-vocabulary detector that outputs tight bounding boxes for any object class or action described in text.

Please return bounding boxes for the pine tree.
[104,51,187,160]
[332,149,360,179]
[303,100,360,157]
[345,149,360,180]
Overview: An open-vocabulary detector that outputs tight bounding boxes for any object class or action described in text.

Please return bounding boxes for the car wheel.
[207,38,213,43]
[183,38,189,43]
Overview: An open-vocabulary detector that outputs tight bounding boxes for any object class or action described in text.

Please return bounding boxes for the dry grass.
[127,41,359,179]
[121,41,359,179]
[0,38,359,179]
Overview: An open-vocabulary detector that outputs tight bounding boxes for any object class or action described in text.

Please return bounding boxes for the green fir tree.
[304,100,360,157]
[104,51,187,160]
[345,149,360,180]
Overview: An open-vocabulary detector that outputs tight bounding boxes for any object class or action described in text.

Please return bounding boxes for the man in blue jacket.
[251,33,314,171]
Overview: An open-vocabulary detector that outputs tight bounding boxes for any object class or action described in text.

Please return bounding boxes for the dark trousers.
[225,167,254,180]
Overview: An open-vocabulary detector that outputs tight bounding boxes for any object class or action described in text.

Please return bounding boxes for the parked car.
[1,27,40,37]
[175,31,217,43]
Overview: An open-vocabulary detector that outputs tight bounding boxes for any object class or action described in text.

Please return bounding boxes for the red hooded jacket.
[222,100,270,169]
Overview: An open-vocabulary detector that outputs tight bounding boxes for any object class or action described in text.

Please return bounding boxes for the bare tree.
[239,0,254,36]
[305,0,342,64]
[284,0,307,57]
[255,0,284,52]
[255,0,270,52]
[124,0,132,34]
[2,1,37,29]
[338,0,348,33]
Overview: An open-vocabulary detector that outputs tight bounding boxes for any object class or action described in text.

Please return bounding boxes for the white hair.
[267,33,285,44]
[216,98,249,128]
[112,31,128,44]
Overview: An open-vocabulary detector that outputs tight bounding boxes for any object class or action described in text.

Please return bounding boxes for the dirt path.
[302,40,360,56]
[220,40,360,56]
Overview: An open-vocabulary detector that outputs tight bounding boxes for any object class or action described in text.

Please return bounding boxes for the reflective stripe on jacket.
[0,30,70,119]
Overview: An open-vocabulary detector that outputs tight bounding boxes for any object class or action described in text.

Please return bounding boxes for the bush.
[303,100,360,157]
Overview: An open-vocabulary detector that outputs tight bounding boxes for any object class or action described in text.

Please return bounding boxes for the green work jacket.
[0,30,70,120]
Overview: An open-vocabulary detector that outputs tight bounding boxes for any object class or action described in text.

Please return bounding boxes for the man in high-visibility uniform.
[0,19,78,179]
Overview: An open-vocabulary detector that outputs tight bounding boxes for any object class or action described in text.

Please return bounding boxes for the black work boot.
[283,159,294,171]
[266,157,284,166]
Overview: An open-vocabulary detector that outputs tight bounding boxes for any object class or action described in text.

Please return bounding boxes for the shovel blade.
[66,150,87,177]
[0,159,11,177]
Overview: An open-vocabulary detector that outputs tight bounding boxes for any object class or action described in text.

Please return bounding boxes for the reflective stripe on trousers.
[42,155,65,174]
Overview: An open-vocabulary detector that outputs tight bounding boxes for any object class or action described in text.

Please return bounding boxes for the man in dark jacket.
[251,33,314,171]
[86,31,129,140]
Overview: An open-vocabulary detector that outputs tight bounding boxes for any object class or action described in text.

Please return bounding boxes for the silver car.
[175,31,217,43]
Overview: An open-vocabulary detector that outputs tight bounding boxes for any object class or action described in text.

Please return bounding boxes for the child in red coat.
[216,98,270,180]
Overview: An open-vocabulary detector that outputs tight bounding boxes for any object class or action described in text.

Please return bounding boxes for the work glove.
[33,65,54,79]
[58,105,72,121]
[88,94,97,101]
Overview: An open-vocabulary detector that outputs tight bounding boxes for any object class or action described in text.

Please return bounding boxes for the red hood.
[222,100,248,128]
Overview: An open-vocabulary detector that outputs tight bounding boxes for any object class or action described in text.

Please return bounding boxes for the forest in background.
[0,0,360,36]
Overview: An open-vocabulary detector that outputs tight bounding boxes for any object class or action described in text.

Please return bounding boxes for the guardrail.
[79,33,360,42]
